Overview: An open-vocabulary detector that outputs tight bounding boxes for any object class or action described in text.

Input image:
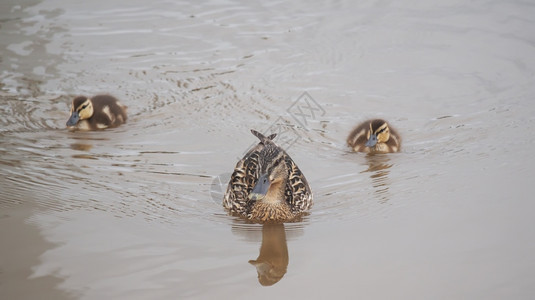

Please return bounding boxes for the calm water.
[1,0,535,299]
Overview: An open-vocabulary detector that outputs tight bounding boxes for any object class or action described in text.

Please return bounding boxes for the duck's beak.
[66,111,80,126]
[365,134,378,147]
[249,173,270,200]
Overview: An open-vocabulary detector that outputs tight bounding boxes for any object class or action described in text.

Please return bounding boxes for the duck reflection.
[361,154,393,203]
[68,135,108,159]
[70,142,93,151]
[249,224,289,286]
[70,141,95,159]
[231,220,301,286]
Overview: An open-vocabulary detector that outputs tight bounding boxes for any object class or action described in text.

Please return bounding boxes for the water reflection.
[0,0,67,97]
[70,143,93,151]
[249,224,289,286]
[68,135,107,159]
[0,204,74,299]
[231,221,304,287]
[70,139,94,159]
[361,154,393,204]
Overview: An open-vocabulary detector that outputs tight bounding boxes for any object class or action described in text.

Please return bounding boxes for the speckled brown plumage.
[223,130,312,222]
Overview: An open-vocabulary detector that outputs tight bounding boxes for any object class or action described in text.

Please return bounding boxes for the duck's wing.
[223,143,263,214]
[347,120,371,151]
[283,154,313,213]
[87,95,126,128]
[386,126,401,152]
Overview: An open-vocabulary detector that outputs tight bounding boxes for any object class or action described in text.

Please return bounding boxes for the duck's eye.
[376,127,386,134]
[81,104,88,109]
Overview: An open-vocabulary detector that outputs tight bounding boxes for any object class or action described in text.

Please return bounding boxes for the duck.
[66,95,127,130]
[223,129,313,222]
[347,119,401,153]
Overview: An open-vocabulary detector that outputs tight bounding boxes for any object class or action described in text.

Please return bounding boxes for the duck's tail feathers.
[251,129,277,144]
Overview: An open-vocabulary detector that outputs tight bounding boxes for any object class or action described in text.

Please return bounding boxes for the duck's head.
[365,119,391,148]
[248,130,288,202]
[66,96,94,127]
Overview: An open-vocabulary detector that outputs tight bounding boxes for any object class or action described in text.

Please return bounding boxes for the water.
[1,0,535,298]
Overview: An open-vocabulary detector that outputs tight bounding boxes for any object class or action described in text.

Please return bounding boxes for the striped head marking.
[67,96,94,126]
[366,119,390,147]
[248,129,287,202]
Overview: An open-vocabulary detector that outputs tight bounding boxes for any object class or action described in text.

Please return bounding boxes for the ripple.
[1,1,535,297]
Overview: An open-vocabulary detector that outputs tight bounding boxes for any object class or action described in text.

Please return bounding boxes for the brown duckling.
[223,130,313,223]
[347,119,401,153]
[66,95,127,130]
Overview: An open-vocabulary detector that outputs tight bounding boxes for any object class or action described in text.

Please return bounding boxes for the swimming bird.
[66,95,127,130]
[347,119,401,153]
[223,130,312,222]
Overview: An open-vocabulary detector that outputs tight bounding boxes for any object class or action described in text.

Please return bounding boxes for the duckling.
[66,95,127,130]
[223,129,313,222]
[347,119,401,153]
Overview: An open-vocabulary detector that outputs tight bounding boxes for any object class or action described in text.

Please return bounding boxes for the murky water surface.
[1,0,535,298]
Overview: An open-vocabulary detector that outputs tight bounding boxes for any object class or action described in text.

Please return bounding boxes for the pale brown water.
[1,0,535,299]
